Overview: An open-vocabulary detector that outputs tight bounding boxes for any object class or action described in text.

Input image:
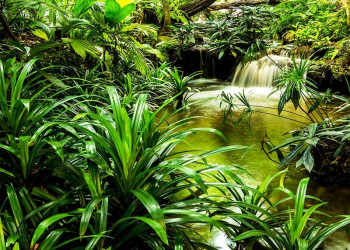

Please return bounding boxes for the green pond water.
[169,80,350,249]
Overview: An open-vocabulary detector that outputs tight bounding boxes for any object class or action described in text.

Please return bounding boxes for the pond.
[170,80,350,249]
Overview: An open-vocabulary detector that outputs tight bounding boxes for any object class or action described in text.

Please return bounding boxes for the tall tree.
[162,0,172,33]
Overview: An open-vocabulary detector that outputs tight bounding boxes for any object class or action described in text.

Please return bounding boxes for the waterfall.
[232,50,297,88]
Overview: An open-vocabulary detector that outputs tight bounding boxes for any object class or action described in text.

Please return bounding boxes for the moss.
[313,58,350,80]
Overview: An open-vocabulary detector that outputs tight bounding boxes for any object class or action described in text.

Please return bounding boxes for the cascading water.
[232,50,297,88]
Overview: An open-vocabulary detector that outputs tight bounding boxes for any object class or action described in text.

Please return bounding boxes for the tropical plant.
[0,58,81,188]
[227,177,350,250]
[172,22,200,48]
[0,63,252,249]
[46,86,248,248]
[272,0,348,45]
[163,66,201,107]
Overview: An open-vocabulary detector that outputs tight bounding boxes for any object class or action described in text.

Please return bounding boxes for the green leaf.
[19,99,30,112]
[32,29,49,41]
[279,142,305,168]
[12,59,38,105]
[63,38,100,59]
[99,198,108,233]
[296,156,303,168]
[47,141,64,161]
[81,171,98,198]
[80,196,105,236]
[0,218,5,250]
[6,234,23,248]
[308,123,318,137]
[302,146,314,172]
[39,230,64,250]
[114,3,135,24]
[296,202,326,240]
[73,0,97,17]
[317,131,343,136]
[308,98,322,114]
[117,217,168,245]
[175,232,183,250]
[85,231,109,250]
[234,230,269,241]
[309,216,350,249]
[131,189,166,230]
[68,39,85,59]
[0,168,15,177]
[268,136,306,153]
[158,165,207,194]
[31,213,73,247]
[278,91,289,115]
[305,137,319,147]
[12,242,20,250]
[291,91,300,110]
[218,50,225,59]
[297,238,309,250]
[6,185,23,229]
[335,143,344,157]
[105,0,121,26]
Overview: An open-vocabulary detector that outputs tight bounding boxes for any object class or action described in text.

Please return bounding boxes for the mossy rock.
[308,58,350,93]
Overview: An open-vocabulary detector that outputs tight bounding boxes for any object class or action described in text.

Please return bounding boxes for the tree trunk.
[208,0,280,11]
[0,11,19,42]
[162,0,172,33]
[179,0,217,17]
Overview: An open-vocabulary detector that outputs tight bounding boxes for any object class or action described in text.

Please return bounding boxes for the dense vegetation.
[1,0,350,249]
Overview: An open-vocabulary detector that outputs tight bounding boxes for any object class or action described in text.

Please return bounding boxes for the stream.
[171,51,350,249]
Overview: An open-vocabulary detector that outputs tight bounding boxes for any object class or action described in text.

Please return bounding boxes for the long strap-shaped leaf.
[11,59,37,109]
[131,189,166,231]
[30,213,73,248]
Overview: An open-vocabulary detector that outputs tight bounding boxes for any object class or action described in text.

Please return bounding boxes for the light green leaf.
[234,230,269,241]
[73,0,97,17]
[105,0,121,26]
[114,3,135,24]
[308,123,317,137]
[32,29,49,41]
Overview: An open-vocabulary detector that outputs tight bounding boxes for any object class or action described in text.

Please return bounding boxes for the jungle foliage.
[1,0,350,249]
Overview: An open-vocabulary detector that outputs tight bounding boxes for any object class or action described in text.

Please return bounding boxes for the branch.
[179,0,217,17]
[208,0,280,11]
